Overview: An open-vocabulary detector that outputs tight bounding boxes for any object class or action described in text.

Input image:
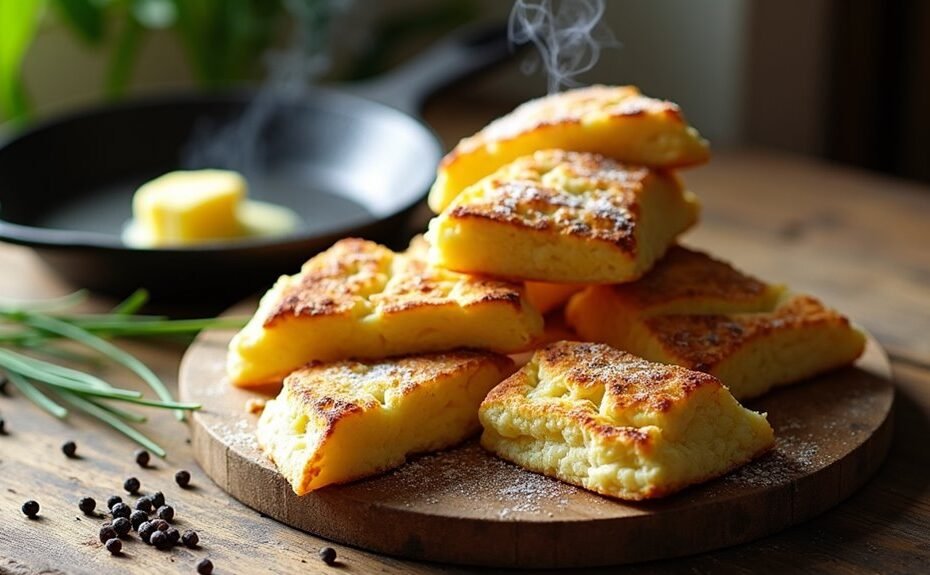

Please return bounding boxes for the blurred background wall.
[7,0,930,183]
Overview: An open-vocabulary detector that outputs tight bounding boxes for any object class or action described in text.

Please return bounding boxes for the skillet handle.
[345,22,514,116]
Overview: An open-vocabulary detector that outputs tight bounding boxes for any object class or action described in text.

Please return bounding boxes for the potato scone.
[479,342,774,500]
[428,85,710,212]
[259,351,514,494]
[566,247,867,400]
[427,150,700,283]
[228,237,542,387]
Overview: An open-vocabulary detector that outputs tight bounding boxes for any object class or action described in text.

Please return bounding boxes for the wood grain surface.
[0,97,929,573]
[180,322,893,568]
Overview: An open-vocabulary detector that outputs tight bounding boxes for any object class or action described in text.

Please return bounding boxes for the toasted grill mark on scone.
[264,237,526,325]
[644,295,851,371]
[536,341,717,416]
[445,150,658,251]
[448,86,683,161]
[266,238,391,325]
[615,246,770,309]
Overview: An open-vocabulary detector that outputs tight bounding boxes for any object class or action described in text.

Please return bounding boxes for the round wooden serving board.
[180,308,894,569]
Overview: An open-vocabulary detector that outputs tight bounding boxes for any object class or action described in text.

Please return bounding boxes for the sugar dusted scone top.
[258,351,514,494]
[479,341,774,500]
[566,247,866,399]
[429,85,710,212]
[428,150,699,283]
[227,237,542,387]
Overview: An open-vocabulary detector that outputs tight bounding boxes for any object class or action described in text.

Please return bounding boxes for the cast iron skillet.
[0,24,512,303]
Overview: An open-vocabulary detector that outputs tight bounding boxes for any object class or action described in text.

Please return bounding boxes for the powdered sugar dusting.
[358,442,590,519]
[215,418,260,452]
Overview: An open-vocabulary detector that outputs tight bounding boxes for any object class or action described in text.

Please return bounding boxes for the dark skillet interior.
[0,90,440,305]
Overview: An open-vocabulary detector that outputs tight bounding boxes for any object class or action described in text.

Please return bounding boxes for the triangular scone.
[479,342,774,500]
[228,237,542,387]
[427,150,700,284]
[259,351,515,494]
[429,85,710,212]
[565,247,866,400]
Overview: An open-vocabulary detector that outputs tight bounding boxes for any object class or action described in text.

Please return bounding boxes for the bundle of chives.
[0,289,247,456]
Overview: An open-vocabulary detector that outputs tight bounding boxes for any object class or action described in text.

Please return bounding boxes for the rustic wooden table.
[1,98,928,574]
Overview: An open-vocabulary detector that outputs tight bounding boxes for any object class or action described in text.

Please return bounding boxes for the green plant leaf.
[0,0,44,121]
[131,0,175,29]
[51,0,106,44]
[105,9,141,99]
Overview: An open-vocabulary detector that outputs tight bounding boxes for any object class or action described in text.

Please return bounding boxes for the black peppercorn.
[21,500,39,518]
[112,516,131,537]
[319,546,337,565]
[61,440,77,458]
[0,375,8,395]
[105,538,122,555]
[134,449,150,467]
[130,510,148,530]
[166,527,180,546]
[149,491,165,508]
[106,495,122,510]
[174,469,191,488]
[123,477,140,494]
[78,497,96,515]
[0,417,6,434]
[135,496,152,513]
[111,502,131,519]
[150,529,170,550]
[153,519,169,532]
[99,525,117,544]
[196,558,214,574]
[156,505,174,522]
[181,530,199,548]
[138,521,155,543]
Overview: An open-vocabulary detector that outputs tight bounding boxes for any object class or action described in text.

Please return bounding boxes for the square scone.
[565,247,866,400]
[429,85,710,212]
[479,341,774,500]
[228,237,542,387]
[427,150,700,284]
[258,351,515,494]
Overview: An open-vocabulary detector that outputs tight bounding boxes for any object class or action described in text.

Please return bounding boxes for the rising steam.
[182,0,348,189]
[508,0,617,94]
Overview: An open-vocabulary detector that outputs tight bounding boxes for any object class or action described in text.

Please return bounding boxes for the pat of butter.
[124,170,299,247]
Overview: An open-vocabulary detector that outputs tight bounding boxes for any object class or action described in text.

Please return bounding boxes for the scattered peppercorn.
[123,477,140,494]
[156,505,174,522]
[0,417,6,434]
[166,527,180,546]
[112,517,131,537]
[181,530,199,548]
[319,546,337,565]
[21,500,39,518]
[196,558,214,574]
[175,470,191,488]
[133,449,150,467]
[78,497,96,515]
[130,510,148,530]
[99,525,117,544]
[138,521,155,543]
[154,519,169,532]
[61,440,77,458]
[150,530,170,550]
[0,375,8,395]
[149,491,165,508]
[111,502,131,519]
[135,496,153,513]
[105,538,122,555]
[106,495,122,510]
